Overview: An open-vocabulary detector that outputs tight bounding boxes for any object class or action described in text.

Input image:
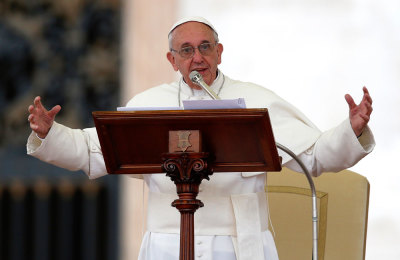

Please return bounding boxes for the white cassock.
[27,71,375,260]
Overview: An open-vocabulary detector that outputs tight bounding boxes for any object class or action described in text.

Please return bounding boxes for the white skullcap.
[168,16,218,36]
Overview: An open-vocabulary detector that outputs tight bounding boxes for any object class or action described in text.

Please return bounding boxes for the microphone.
[189,71,221,100]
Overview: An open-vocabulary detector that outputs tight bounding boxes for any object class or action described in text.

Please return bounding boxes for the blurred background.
[1,0,399,259]
[0,0,120,260]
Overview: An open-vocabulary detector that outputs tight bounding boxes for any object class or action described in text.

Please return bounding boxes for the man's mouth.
[192,68,208,73]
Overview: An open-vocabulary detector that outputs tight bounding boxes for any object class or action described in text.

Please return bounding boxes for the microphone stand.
[187,73,318,259]
[190,71,221,100]
[276,142,318,260]
[198,83,221,100]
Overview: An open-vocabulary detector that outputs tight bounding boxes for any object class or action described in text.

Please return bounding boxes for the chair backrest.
[266,167,369,260]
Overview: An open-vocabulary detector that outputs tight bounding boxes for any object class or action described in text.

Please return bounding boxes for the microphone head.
[189,70,202,84]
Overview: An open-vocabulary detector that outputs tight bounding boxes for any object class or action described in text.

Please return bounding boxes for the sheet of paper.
[117,98,246,111]
[117,106,182,111]
[182,98,246,110]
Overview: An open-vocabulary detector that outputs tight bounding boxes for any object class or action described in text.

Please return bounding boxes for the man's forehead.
[168,16,218,37]
[171,23,215,48]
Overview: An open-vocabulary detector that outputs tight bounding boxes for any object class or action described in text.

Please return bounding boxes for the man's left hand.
[345,86,373,137]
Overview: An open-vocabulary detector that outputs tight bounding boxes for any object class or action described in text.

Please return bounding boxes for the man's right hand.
[28,96,61,139]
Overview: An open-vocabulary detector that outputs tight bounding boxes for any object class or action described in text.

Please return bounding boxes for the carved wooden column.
[162,152,213,260]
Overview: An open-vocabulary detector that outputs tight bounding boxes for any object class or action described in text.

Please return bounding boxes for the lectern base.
[162,152,213,260]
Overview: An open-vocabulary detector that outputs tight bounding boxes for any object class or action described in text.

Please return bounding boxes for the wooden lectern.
[93,109,281,260]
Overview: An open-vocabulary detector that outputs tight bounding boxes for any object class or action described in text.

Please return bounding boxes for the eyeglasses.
[171,42,218,59]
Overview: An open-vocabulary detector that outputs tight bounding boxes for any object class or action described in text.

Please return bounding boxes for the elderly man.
[27,17,374,260]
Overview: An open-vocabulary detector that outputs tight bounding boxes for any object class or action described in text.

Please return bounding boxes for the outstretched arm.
[28,96,61,138]
[345,86,373,137]
[284,87,375,176]
[27,99,109,179]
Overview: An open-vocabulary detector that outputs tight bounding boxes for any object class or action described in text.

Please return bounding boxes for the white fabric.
[127,71,374,166]
[147,191,269,236]
[138,231,279,260]
[231,193,265,259]
[146,190,268,260]
[169,16,218,36]
[27,71,375,260]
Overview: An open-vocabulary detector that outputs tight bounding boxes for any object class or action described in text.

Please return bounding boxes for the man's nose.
[192,48,204,62]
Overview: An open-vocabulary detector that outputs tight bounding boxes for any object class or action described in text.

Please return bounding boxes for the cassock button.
[305,147,313,155]
[197,253,203,258]
[199,187,203,192]
[197,240,203,245]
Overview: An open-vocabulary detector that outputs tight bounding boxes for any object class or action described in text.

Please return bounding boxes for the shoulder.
[125,82,179,107]
[220,75,283,107]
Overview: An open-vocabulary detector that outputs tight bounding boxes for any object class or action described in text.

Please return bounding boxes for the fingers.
[28,109,39,128]
[28,96,62,120]
[360,86,373,116]
[28,113,39,132]
[362,86,373,105]
[33,96,43,109]
[30,121,39,131]
[28,104,34,113]
[28,100,37,124]
[359,113,370,122]
[364,99,373,115]
[48,105,62,119]
[347,87,373,136]
[346,87,373,110]
[28,96,45,114]
[28,96,46,129]
[344,94,356,109]
[362,86,370,96]
[27,96,61,138]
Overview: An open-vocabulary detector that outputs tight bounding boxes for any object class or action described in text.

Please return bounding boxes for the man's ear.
[167,52,179,71]
[217,43,223,65]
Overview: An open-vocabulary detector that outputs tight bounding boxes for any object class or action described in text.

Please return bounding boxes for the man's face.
[167,22,223,89]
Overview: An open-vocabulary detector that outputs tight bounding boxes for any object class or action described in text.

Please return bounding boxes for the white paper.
[117,98,246,111]
[117,106,182,111]
[182,98,246,110]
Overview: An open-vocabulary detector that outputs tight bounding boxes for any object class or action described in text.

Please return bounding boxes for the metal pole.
[276,143,318,260]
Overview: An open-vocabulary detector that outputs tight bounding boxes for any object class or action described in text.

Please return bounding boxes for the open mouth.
[192,68,208,74]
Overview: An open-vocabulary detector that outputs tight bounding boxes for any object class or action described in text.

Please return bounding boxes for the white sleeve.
[283,119,375,176]
[27,121,108,179]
